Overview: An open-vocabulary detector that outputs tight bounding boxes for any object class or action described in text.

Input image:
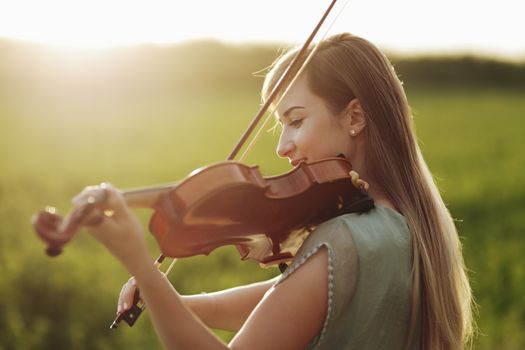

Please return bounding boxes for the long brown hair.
[262,33,475,349]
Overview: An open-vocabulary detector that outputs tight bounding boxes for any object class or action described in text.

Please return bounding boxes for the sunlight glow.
[0,0,194,48]
[0,0,523,59]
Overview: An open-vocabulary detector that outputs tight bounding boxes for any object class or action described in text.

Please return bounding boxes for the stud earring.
[350,129,357,136]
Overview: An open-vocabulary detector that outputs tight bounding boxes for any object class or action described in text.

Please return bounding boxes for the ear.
[343,98,367,135]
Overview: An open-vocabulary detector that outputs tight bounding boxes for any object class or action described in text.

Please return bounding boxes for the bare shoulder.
[229,247,329,350]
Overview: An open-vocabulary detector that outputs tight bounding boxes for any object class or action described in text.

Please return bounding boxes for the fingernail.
[117,304,122,314]
[123,302,128,310]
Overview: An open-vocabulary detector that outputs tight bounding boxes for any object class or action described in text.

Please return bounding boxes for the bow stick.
[109,0,346,329]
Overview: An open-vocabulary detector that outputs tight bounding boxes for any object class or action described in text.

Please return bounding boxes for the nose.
[276,130,295,159]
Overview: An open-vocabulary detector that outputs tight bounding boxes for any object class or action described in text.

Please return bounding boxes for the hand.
[68,183,151,272]
[117,276,141,315]
[117,269,174,314]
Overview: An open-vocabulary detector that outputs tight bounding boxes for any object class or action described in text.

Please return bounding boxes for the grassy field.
[0,54,524,349]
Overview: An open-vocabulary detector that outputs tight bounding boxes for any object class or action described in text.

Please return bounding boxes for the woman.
[70,33,474,349]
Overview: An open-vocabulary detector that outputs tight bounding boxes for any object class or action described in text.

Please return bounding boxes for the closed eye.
[289,119,303,128]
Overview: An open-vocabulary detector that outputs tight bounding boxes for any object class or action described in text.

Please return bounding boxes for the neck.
[368,182,396,211]
[352,166,395,211]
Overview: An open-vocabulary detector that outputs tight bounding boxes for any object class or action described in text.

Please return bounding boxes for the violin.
[34,158,373,264]
[32,0,369,329]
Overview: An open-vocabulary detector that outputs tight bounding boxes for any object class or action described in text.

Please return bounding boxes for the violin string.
[237,0,351,163]
[164,258,178,276]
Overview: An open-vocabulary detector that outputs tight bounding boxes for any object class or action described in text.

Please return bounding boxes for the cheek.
[295,124,318,150]
[320,125,350,154]
[295,124,333,157]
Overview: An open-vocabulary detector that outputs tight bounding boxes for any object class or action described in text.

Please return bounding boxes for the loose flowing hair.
[262,33,475,350]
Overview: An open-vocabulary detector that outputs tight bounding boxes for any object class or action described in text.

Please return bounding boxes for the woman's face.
[275,75,352,167]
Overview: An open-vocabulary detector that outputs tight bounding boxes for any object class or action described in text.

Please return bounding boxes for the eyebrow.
[280,106,306,121]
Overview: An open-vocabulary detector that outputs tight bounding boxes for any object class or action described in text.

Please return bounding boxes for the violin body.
[149,157,374,266]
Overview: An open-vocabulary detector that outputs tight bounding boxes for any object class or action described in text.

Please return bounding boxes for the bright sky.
[0,0,523,60]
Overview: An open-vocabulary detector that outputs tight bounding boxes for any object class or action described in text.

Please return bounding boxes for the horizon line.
[0,35,523,64]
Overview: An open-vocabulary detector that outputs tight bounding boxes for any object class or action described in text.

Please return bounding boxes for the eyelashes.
[276,117,305,129]
[289,118,304,128]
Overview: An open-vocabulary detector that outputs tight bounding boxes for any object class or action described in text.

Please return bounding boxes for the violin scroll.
[32,187,109,256]
[32,207,68,256]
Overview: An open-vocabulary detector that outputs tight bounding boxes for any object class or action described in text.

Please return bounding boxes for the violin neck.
[122,184,176,209]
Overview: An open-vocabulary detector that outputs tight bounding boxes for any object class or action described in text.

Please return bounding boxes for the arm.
[181,277,279,332]
[229,247,329,349]
[118,269,278,331]
[129,247,328,350]
[77,185,328,349]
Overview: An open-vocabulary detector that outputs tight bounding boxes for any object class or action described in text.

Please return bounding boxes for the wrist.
[122,246,156,278]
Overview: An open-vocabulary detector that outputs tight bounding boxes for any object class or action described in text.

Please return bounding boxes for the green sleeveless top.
[276,206,421,349]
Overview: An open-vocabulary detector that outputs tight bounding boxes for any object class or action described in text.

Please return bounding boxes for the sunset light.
[0,0,523,59]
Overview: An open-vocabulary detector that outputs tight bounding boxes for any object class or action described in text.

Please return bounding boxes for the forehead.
[275,75,322,117]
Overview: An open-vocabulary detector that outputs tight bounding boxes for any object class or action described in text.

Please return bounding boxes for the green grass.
[0,82,523,349]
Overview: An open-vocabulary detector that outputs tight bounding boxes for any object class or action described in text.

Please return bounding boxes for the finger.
[71,185,100,206]
[99,183,129,218]
[117,277,137,314]
[117,282,129,314]
[82,186,124,235]
[60,206,103,235]
[72,183,126,222]
[65,184,114,232]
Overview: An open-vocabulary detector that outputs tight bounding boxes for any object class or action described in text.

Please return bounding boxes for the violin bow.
[229,0,344,161]
[113,0,349,328]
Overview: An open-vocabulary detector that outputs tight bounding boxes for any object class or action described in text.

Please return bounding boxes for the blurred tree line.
[0,38,523,101]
